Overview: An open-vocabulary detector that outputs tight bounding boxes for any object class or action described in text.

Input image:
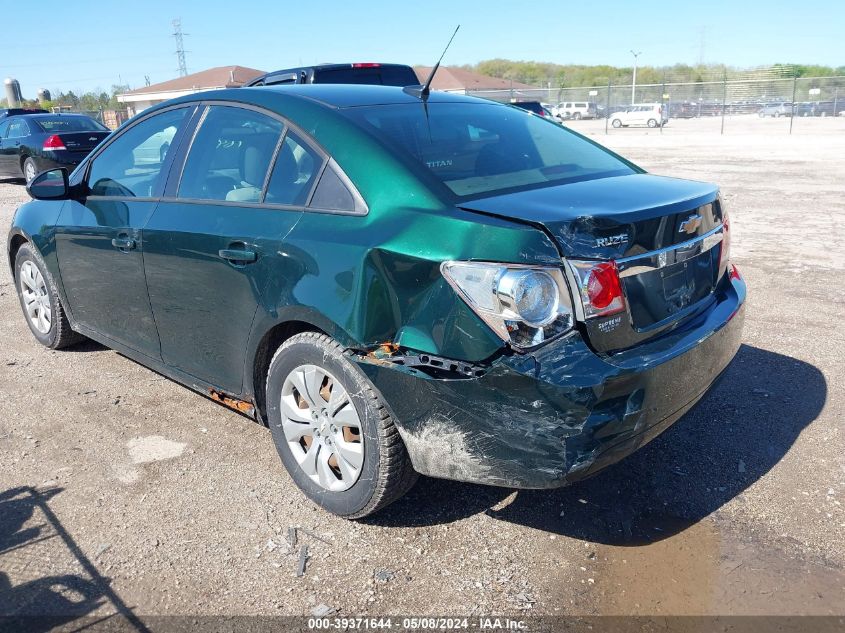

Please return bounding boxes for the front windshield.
[343,102,635,197]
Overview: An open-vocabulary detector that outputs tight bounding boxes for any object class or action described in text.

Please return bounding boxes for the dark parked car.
[8,85,745,518]
[245,63,419,87]
[667,102,696,118]
[510,100,551,118]
[0,113,109,182]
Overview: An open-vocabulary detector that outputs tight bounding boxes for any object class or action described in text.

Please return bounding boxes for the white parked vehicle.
[557,101,598,120]
[609,103,668,128]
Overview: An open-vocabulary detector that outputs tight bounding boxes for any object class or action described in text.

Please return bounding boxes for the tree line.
[1,84,130,112]
[457,61,845,87]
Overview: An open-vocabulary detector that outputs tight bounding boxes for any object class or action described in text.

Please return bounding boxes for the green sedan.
[8,85,745,518]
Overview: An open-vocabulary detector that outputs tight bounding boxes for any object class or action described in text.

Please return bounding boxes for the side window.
[88,108,189,197]
[178,105,282,202]
[0,121,9,138]
[7,120,29,138]
[264,131,323,206]
[308,160,363,213]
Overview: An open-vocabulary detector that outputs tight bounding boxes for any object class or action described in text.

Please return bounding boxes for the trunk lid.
[458,174,727,353]
[54,131,110,152]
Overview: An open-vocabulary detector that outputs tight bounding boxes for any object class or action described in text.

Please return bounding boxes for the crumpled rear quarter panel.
[355,279,745,488]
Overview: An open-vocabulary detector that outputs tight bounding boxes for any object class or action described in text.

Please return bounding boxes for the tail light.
[729,263,742,281]
[568,260,626,318]
[352,63,380,68]
[441,261,574,349]
[43,135,66,151]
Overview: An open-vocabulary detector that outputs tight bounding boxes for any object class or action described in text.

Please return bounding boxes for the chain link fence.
[465,75,845,134]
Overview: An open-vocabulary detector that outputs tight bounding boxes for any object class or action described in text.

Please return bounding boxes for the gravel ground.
[0,116,843,621]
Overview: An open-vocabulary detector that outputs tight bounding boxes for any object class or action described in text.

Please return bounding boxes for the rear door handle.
[218,248,257,264]
[111,236,136,251]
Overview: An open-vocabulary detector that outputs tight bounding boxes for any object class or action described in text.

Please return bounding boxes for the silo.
[4,78,23,108]
[37,88,51,104]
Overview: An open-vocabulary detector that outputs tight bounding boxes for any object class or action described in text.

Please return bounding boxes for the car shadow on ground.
[0,486,149,632]
[60,339,108,353]
[370,344,826,544]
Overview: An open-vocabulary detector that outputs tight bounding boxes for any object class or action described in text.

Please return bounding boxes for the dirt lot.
[1,116,844,624]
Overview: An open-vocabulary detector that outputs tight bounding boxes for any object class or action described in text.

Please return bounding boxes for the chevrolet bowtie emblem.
[679,213,703,234]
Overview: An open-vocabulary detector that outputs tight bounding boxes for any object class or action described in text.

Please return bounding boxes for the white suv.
[610,103,668,128]
[557,101,597,120]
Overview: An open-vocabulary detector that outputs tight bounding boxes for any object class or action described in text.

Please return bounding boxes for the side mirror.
[26,168,70,201]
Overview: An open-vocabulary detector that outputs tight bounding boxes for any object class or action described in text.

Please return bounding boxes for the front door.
[0,119,19,178]
[143,104,323,393]
[54,106,192,359]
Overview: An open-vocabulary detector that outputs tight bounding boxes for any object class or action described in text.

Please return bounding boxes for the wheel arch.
[248,316,351,426]
[7,229,32,280]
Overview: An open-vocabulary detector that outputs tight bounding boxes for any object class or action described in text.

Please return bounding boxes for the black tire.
[647,118,658,128]
[23,157,38,183]
[266,332,417,518]
[14,243,84,349]
[611,119,622,128]
[573,112,582,120]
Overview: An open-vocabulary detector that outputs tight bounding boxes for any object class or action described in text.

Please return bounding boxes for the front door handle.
[218,248,257,264]
[111,236,136,251]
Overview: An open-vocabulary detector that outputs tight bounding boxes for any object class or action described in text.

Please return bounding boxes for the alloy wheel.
[280,364,364,492]
[19,261,51,334]
[24,161,36,183]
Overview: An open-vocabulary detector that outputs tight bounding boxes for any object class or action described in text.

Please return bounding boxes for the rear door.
[54,106,193,359]
[629,106,646,125]
[142,103,324,393]
[2,118,30,175]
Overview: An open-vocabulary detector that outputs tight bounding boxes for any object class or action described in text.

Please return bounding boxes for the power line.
[172,18,188,77]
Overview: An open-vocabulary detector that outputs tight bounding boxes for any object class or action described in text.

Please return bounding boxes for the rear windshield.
[34,116,108,132]
[314,66,418,87]
[343,102,635,198]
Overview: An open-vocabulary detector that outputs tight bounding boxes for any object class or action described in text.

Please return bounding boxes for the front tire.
[23,158,38,183]
[14,243,83,349]
[266,332,417,518]
[647,118,658,128]
[611,119,622,128]
[573,112,582,120]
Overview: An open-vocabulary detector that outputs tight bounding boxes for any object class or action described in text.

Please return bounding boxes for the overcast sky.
[3,0,842,96]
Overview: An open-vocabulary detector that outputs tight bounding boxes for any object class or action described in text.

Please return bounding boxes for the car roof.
[263,62,413,74]
[231,84,496,109]
[247,63,418,86]
[14,112,96,119]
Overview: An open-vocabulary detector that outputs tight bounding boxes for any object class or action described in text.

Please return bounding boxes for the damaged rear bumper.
[354,276,746,489]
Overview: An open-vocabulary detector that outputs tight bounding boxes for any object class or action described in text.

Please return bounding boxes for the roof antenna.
[405,25,460,99]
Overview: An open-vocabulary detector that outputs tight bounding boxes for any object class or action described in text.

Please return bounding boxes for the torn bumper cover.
[354,276,746,489]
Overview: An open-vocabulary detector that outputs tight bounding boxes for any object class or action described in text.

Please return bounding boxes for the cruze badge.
[679,213,703,234]
[596,233,629,248]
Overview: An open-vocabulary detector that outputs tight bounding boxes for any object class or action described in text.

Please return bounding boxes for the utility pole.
[172,18,188,77]
[630,50,642,104]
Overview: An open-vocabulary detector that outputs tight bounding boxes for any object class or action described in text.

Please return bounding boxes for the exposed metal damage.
[358,343,488,379]
[208,388,256,417]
